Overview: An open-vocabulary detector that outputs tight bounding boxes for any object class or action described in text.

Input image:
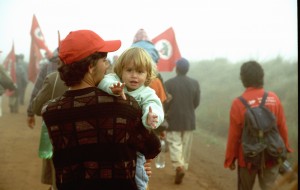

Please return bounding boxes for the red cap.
[59,30,121,64]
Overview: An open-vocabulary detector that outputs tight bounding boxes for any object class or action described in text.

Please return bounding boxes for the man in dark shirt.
[164,58,200,184]
[41,30,160,190]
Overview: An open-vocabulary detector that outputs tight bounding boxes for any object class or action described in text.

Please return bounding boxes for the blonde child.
[98,47,164,190]
[98,47,164,129]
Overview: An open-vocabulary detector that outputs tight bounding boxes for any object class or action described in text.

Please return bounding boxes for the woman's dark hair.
[58,52,107,86]
[240,60,264,88]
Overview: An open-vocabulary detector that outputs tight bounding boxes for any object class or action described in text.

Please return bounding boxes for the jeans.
[135,152,149,190]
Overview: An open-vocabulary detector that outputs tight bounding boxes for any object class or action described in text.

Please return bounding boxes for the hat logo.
[34,27,45,41]
[154,39,172,60]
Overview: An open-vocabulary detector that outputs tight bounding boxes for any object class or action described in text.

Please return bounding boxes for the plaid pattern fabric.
[42,87,161,190]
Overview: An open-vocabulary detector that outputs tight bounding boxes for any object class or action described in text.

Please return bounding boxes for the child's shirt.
[98,73,164,129]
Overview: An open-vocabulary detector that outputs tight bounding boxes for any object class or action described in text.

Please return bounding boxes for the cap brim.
[98,40,121,52]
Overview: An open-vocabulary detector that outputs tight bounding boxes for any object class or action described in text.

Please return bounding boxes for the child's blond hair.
[113,47,157,86]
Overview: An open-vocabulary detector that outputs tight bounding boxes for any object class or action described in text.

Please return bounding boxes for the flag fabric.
[28,39,42,83]
[2,43,16,83]
[152,27,181,72]
[28,14,52,83]
[2,43,16,96]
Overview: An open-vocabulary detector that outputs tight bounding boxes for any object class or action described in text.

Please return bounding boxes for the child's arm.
[98,73,126,99]
[141,88,164,129]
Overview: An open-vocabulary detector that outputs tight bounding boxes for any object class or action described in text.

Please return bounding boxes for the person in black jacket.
[164,58,200,184]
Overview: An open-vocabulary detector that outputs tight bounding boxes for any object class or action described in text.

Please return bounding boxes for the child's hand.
[147,106,158,129]
[144,159,152,177]
[109,82,126,100]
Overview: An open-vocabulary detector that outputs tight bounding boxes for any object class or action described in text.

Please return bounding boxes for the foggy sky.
[0,0,298,63]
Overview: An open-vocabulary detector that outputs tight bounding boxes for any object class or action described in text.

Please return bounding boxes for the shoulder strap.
[51,72,59,99]
[238,91,269,108]
[238,96,250,109]
[259,91,268,107]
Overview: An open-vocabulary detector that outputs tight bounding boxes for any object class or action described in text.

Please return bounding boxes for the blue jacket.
[131,40,160,64]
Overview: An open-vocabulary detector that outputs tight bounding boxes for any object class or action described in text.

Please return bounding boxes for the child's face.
[121,62,147,91]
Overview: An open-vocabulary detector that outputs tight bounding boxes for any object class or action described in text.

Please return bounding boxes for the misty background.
[0,0,298,63]
[161,58,298,163]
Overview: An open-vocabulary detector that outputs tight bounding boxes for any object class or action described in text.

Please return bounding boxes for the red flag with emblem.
[152,27,181,72]
[2,43,16,96]
[28,14,52,83]
[2,43,16,83]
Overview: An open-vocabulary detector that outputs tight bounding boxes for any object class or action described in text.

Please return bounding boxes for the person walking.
[0,64,17,117]
[41,29,161,190]
[15,54,28,105]
[31,68,67,190]
[27,48,59,129]
[26,48,61,190]
[31,70,67,116]
[164,57,200,184]
[224,60,293,190]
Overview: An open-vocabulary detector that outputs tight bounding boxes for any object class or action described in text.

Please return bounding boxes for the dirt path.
[2,83,292,190]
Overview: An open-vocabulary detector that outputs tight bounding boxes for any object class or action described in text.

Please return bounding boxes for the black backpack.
[239,91,287,171]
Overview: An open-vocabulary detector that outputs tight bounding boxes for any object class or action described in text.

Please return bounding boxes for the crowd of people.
[0,28,294,190]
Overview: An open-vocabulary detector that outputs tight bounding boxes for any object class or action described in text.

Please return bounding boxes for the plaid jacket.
[42,87,161,190]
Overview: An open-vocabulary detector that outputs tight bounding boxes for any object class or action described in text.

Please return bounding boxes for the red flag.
[28,14,52,83]
[2,43,16,83]
[2,43,16,96]
[152,27,181,72]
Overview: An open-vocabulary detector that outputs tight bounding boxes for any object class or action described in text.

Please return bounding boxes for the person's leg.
[166,131,185,184]
[182,131,193,170]
[41,159,53,185]
[135,152,149,190]
[258,165,280,190]
[19,87,25,105]
[238,166,257,190]
[9,96,13,113]
[9,94,18,113]
[13,94,19,113]
[166,131,184,169]
[50,159,57,190]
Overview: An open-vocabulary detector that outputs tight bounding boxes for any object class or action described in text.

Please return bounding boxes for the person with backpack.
[224,60,293,190]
